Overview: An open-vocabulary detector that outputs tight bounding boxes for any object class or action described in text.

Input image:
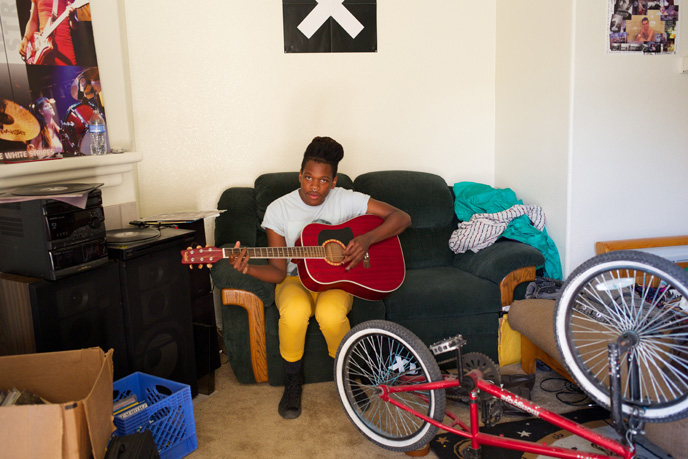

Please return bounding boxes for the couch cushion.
[254,172,354,223]
[398,227,455,269]
[215,187,257,247]
[255,172,300,223]
[355,171,455,269]
[354,171,454,228]
[384,267,502,321]
[508,299,560,364]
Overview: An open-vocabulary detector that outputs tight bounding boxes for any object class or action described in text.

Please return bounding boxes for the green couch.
[211,170,545,385]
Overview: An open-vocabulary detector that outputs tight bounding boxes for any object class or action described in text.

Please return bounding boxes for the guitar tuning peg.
[197,264,204,269]
[196,245,203,249]
[206,264,212,268]
[189,265,193,270]
[186,246,192,250]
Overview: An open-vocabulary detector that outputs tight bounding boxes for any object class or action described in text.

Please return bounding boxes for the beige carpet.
[189,355,408,459]
[188,356,584,459]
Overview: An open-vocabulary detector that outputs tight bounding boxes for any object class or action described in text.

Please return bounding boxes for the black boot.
[278,359,303,419]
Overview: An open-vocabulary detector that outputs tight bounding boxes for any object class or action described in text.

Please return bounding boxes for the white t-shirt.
[262,187,370,275]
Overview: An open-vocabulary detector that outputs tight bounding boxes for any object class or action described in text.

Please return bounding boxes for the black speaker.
[192,293,221,385]
[111,228,198,396]
[27,261,130,379]
[177,219,221,389]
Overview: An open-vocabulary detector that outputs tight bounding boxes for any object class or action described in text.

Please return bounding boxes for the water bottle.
[89,112,107,155]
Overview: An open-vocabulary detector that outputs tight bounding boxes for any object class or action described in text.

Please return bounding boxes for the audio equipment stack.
[0,183,107,280]
[0,184,203,395]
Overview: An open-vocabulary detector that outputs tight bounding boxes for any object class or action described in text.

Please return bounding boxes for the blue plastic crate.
[113,372,197,459]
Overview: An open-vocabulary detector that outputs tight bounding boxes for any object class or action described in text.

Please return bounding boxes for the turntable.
[107,226,195,261]
[11,182,101,196]
[106,227,161,244]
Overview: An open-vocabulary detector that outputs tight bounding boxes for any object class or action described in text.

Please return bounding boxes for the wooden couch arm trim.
[596,235,688,268]
[596,235,688,253]
[222,288,268,383]
[499,266,536,307]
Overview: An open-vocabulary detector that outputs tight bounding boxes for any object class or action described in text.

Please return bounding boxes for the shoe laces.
[283,376,302,405]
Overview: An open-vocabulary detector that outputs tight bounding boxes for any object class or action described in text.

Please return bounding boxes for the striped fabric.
[449,204,546,254]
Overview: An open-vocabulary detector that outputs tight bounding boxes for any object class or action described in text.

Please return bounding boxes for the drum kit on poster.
[0,67,103,157]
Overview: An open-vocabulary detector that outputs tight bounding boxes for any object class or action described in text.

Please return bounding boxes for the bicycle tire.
[334,320,446,452]
[554,250,688,422]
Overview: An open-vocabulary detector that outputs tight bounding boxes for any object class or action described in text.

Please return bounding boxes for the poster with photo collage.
[608,0,680,53]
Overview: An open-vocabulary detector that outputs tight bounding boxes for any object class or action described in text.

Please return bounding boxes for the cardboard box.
[0,348,114,459]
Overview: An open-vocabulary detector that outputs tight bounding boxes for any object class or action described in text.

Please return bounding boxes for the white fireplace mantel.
[0,152,143,193]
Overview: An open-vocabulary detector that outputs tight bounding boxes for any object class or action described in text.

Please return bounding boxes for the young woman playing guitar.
[228,136,411,419]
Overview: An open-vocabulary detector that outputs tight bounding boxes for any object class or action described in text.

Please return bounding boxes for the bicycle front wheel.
[334,320,446,452]
[555,250,688,422]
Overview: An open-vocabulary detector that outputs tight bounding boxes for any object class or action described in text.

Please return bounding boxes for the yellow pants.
[275,276,353,362]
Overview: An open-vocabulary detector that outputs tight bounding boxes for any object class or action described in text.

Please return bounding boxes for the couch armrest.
[210,257,276,307]
[222,289,268,383]
[452,239,545,284]
[500,266,536,307]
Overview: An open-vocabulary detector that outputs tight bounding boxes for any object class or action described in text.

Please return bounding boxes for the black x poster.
[283,0,377,53]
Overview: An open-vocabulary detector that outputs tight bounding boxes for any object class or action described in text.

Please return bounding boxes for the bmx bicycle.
[334,250,688,458]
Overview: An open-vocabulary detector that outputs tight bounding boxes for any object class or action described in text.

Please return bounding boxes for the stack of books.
[113,394,148,419]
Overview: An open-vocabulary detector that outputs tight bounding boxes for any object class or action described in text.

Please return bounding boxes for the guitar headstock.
[181,246,223,269]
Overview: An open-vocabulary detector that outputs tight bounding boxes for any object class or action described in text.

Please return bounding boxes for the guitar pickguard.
[317,226,354,246]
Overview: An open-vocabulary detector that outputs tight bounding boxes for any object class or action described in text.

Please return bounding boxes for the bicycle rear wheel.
[334,320,446,452]
[554,250,688,422]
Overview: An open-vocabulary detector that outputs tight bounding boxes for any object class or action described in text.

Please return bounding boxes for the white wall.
[89,0,688,272]
[494,1,573,274]
[567,0,688,273]
[119,0,497,243]
[495,0,688,276]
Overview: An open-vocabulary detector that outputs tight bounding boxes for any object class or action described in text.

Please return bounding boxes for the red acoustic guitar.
[180,214,405,301]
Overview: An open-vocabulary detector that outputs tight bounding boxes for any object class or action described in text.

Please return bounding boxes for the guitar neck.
[43,0,89,37]
[223,246,327,260]
[43,11,71,37]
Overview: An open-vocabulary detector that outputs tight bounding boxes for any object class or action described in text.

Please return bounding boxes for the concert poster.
[608,0,680,54]
[0,0,107,163]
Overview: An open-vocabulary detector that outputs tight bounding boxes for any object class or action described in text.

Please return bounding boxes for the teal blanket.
[453,182,563,280]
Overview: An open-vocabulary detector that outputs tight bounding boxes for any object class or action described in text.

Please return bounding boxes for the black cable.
[539,376,596,407]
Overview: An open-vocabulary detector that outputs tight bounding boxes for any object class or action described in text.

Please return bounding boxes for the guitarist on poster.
[19,0,82,65]
[229,136,411,420]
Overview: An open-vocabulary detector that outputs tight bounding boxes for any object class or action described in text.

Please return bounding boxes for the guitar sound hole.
[323,240,346,265]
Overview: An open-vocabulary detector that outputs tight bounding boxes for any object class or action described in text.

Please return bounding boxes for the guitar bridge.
[363,252,370,268]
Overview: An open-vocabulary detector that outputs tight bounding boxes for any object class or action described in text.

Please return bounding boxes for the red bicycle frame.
[378,370,635,459]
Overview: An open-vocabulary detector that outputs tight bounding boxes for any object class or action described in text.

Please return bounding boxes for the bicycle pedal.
[481,397,503,427]
[430,335,466,355]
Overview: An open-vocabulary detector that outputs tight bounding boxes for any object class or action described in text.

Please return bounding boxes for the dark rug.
[430,406,670,458]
